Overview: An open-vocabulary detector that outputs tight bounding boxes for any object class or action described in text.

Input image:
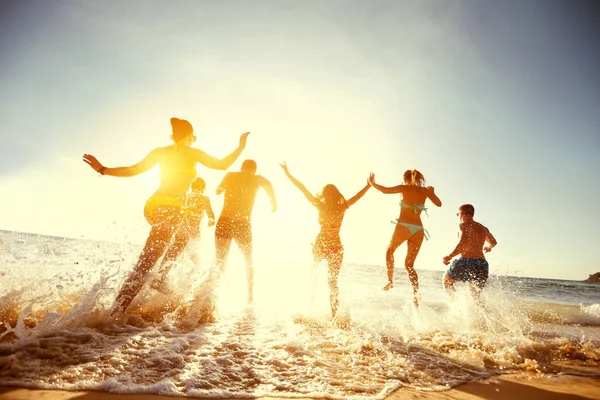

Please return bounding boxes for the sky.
[0,0,598,281]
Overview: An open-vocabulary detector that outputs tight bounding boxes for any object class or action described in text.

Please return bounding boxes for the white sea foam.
[0,230,599,398]
[582,304,600,318]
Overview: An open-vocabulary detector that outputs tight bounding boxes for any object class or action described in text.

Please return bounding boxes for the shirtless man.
[442,204,497,297]
[214,159,277,303]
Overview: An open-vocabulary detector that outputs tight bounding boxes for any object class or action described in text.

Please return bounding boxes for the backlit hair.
[317,184,347,208]
[170,118,193,143]
[191,177,206,192]
[241,159,257,173]
[403,169,425,186]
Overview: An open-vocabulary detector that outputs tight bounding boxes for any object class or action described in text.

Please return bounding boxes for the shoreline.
[1,373,600,400]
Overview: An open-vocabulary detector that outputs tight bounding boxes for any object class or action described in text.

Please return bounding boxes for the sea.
[0,229,599,399]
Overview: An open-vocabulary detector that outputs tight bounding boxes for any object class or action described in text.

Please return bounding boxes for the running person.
[214,159,278,304]
[368,170,441,306]
[83,118,249,315]
[151,177,215,290]
[442,204,497,297]
[280,162,370,318]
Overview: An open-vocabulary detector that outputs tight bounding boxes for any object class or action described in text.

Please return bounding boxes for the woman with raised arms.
[83,118,249,315]
[280,162,370,318]
[368,169,441,307]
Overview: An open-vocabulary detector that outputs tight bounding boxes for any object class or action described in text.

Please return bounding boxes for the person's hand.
[239,132,251,149]
[279,161,289,174]
[271,201,278,213]
[207,218,215,227]
[427,186,435,193]
[483,246,492,253]
[368,172,376,186]
[442,255,452,265]
[83,154,104,173]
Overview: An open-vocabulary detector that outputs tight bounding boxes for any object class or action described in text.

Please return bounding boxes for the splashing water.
[0,230,599,398]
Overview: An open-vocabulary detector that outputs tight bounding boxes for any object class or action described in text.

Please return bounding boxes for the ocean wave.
[1,230,599,398]
[582,304,600,318]
[521,302,600,327]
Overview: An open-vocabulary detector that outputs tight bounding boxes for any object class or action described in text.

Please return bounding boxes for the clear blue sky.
[1,0,598,280]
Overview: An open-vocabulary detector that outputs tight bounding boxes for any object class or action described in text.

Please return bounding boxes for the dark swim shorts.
[215,218,252,245]
[446,258,489,288]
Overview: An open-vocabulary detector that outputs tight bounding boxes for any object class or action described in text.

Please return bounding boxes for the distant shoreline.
[585,272,600,283]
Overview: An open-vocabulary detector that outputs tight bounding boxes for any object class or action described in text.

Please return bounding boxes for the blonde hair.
[403,169,425,186]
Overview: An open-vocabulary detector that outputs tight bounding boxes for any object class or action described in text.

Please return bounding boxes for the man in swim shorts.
[442,204,497,297]
[214,159,277,303]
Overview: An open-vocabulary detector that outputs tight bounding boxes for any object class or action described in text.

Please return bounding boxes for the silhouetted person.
[214,159,277,303]
[151,177,215,291]
[83,118,249,316]
[369,170,442,307]
[443,204,497,297]
[184,177,215,267]
[280,162,370,318]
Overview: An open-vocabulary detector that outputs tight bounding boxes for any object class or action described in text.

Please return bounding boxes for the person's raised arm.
[83,149,160,177]
[216,173,232,195]
[279,162,318,206]
[257,176,278,212]
[368,173,403,194]
[192,132,250,170]
[443,224,467,265]
[484,228,497,253]
[346,180,371,208]
[426,186,442,207]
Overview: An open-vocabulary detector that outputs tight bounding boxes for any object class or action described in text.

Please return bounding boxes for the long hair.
[317,184,347,209]
[402,169,426,186]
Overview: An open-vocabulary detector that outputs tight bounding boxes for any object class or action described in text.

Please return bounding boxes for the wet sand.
[1,374,600,400]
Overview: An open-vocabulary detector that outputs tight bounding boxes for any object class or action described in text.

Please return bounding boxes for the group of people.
[82,117,497,320]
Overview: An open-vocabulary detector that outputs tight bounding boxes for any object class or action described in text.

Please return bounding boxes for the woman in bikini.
[368,170,442,306]
[83,118,249,314]
[280,162,370,318]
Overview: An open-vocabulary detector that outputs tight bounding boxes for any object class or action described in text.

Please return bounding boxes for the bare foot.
[383,281,394,291]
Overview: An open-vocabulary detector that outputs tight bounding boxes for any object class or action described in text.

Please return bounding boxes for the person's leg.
[384,226,410,290]
[235,222,254,304]
[468,262,488,298]
[215,219,233,274]
[326,249,343,318]
[468,282,483,298]
[112,208,181,314]
[443,272,457,295]
[182,219,230,322]
[185,223,202,268]
[405,230,425,306]
[152,227,191,291]
[309,241,323,308]
[187,236,200,267]
[443,259,469,299]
